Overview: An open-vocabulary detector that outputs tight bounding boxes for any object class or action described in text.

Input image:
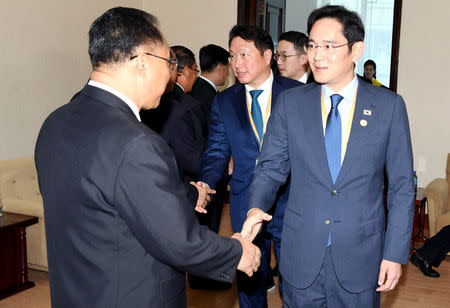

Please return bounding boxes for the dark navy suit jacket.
[199,74,301,232]
[247,79,414,292]
[35,85,242,308]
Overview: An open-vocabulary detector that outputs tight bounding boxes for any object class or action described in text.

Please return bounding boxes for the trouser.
[282,246,380,308]
[417,225,450,267]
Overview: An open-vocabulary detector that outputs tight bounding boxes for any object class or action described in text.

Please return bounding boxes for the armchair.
[0,156,47,271]
[424,153,450,238]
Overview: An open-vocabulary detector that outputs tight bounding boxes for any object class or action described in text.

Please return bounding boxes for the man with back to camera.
[188,44,233,290]
[189,44,231,235]
[34,7,262,308]
[275,31,314,83]
[198,25,301,307]
[242,5,414,307]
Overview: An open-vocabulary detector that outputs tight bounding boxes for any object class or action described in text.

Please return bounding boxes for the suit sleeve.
[383,94,415,264]
[113,134,242,282]
[247,91,291,212]
[198,96,231,189]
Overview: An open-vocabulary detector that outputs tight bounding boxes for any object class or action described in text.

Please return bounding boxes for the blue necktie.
[325,94,343,184]
[325,94,342,247]
[250,90,264,144]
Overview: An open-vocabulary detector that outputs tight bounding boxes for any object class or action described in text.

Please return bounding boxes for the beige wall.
[397,0,450,186]
[144,0,237,61]
[0,0,448,188]
[0,0,142,160]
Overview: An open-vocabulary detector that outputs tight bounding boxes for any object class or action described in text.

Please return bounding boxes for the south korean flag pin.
[363,109,372,116]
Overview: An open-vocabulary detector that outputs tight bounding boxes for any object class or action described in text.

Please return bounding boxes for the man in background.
[275,31,314,83]
[35,7,261,308]
[198,25,300,308]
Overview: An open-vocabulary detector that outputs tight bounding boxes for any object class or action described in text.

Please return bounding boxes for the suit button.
[332,189,338,196]
[325,219,330,224]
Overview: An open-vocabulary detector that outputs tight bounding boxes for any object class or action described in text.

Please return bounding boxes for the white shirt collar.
[322,74,359,103]
[245,70,274,93]
[199,75,218,92]
[298,72,308,84]
[176,83,185,92]
[88,80,141,122]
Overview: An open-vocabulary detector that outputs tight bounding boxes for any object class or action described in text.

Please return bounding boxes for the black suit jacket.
[189,77,218,125]
[35,84,242,308]
[160,84,208,183]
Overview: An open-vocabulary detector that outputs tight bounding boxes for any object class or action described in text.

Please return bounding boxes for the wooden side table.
[0,212,39,300]
[410,187,427,254]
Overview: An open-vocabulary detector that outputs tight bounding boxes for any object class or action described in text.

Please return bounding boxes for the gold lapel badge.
[360,119,368,127]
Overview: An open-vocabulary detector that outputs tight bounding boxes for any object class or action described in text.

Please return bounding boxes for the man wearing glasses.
[35,8,262,308]
[242,5,414,307]
[156,45,210,204]
[275,31,314,84]
[198,25,300,308]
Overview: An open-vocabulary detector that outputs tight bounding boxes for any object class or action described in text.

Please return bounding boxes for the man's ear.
[351,41,365,63]
[300,53,308,65]
[263,49,273,66]
[135,54,148,79]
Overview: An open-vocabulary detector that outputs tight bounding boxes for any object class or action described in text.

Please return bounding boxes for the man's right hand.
[231,233,261,277]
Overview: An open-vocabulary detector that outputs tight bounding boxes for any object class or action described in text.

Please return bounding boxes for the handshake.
[192,181,272,277]
[234,208,273,276]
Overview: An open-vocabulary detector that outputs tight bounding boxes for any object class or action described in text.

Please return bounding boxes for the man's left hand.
[190,181,215,213]
[376,259,402,292]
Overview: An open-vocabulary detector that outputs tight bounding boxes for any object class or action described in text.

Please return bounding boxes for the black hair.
[364,59,377,79]
[228,25,274,56]
[279,31,308,54]
[171,45,196,72]
[199,44,229,73]
[88,7,163,68]
[307,5,365,49]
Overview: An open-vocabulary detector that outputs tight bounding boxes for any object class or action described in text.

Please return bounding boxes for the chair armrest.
[424,178,448,237]
[3,198,44,218]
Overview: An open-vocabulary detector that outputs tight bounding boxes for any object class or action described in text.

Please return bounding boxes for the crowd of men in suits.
[35,4,415,308]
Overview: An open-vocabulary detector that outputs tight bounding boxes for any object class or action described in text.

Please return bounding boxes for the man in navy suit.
[243,5,414,307]
[199,25,300,307]
[34,8,261,308]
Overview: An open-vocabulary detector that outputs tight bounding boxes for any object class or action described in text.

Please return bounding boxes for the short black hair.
[228,25,274,56]
[307,5,365,48]
[89,7,163,68]
[199,44,229,73]
[364,59,377,79]
[171,45,196,71]
[279,31,308,54]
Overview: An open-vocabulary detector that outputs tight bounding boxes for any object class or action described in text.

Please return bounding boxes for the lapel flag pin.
[360,119,368,127]
[363,109,372,116]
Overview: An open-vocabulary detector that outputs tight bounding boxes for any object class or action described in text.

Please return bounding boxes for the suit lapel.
[231,84,260,149]
[299,84,333,183]
[335,81,376,185]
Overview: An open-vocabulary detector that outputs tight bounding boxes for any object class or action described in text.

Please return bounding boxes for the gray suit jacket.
[35,85,242,308]
[247,79,414,292]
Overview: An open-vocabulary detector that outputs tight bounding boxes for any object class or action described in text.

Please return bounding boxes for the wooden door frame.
[237,0,403,92]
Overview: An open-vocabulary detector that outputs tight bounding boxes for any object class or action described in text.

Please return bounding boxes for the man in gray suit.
[35,7,260,308]
[242,5,414,307]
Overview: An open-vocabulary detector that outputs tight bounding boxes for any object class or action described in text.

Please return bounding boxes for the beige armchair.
[0,156,47,271]
[424,153,450,238]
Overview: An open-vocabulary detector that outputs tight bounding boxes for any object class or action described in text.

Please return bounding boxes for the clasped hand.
[190,181,215,213]
[232,233,261,277]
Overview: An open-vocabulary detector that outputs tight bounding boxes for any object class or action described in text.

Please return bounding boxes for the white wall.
[0,0,142,160]
[397,0,450,186]
[285,0,316,33]
[144,0,237,64]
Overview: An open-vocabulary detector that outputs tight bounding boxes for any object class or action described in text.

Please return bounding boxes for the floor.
[1,204,449,308]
